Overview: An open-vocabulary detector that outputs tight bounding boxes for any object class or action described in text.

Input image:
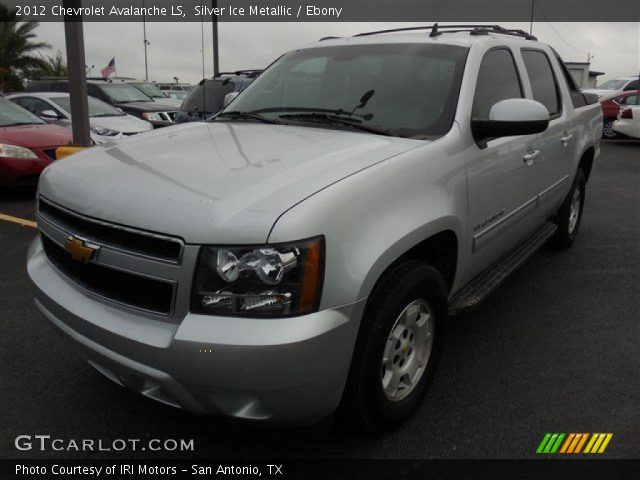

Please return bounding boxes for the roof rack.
[213,70,262,78]
[319,36,342,41]
[354,23,537,41]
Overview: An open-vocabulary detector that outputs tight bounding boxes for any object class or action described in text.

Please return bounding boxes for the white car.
[583,76,640,99]
[8,92,153,144]
[613,103,640,139]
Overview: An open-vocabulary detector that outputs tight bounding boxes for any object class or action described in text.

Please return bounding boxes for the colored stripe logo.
[536,433,613,454]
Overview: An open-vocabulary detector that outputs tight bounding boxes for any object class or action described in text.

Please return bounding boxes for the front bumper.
[27,236,364,424]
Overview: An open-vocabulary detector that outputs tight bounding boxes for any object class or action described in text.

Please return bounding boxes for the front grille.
[38,199,183,263]
[41,235,174,314]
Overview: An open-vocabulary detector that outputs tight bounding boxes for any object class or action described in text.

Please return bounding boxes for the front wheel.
[341,260,448,433]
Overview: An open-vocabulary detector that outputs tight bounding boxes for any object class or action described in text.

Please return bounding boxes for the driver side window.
[473,49,523,119]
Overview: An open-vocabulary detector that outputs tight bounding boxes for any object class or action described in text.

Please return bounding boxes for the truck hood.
[90,114,153,134]
[39,122,421,243]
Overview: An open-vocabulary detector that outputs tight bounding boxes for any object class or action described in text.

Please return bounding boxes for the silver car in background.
[8,92,153,144]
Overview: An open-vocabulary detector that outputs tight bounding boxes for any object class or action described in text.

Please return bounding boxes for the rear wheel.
[551,169,586,249]
[342,260,447,433]
[602,119,618,139]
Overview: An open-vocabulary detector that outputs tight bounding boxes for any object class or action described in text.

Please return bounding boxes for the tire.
[551,169,586,250]
[602,119,618,139]
[341,259,448,433]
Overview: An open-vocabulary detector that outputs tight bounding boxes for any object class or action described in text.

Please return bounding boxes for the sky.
[35,21,639,84]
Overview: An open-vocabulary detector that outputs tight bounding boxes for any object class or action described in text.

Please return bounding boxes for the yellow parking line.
[0,213,37,228]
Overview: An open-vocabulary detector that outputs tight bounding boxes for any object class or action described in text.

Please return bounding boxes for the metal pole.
[63,0,91,147]
[211,0,219,76]
[143,0,149,81]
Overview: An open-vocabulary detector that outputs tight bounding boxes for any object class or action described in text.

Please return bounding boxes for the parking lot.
[0,140,638,459]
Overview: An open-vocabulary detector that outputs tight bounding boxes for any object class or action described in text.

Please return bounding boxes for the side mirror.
[472,98,549,142]
[222,92,239,108]
[40,109,61,119]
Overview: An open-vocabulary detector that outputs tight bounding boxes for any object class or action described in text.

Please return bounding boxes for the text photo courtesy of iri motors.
[1,1,638,479]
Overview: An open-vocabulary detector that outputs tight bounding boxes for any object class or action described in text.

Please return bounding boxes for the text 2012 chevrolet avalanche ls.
[28,25,602,432]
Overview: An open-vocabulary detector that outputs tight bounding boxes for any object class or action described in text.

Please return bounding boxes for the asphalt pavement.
[1,141,638,459]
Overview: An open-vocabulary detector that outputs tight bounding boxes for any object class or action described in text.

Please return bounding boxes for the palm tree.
[0,4,51,91]
[39,50,69,77]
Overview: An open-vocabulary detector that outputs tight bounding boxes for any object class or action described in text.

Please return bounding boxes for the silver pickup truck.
[28,25,602,432]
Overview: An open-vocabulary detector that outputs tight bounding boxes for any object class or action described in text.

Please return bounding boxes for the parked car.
[613,103,640,139]
[583,76,640,98]
[26,78,177,127]
[163,90,189,103]
[28,26,601,432]
[174,70,262,123]
[123,80,183,108]
[157,82,194,92]
[599,90,640,138]
[0,99,73,187]
[8,92,153,144]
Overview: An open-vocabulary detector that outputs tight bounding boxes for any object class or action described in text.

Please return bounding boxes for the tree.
[38,50,69,77]
[0,4,51,91]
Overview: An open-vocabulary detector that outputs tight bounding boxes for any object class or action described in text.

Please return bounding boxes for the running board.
[448,221,557,315]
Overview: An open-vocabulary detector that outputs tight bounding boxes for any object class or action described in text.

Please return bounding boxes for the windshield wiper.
[278,112,397,137]
[214,110,284,125]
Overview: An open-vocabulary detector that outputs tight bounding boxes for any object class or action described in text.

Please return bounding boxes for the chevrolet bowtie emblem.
[64,236,99,262]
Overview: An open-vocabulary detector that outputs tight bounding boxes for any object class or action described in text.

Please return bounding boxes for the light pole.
[143,0,150,81]
[529,0,535,35]
[211,0,219,76]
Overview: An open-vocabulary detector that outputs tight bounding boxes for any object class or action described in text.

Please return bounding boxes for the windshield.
[598,79,628,90]
[182,80,235,113]
[100,83,153,103]
[51,96,124,117]
[0,99,45,126]
[227,44,468,138]
[130,82,166,98]
[166,91,188,100]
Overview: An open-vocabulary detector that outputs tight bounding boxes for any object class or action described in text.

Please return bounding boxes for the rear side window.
[553,52,586,108]
[473,49,523,119]
[521,50,562,116]
[624,80,640,91]
[620,94,640,106]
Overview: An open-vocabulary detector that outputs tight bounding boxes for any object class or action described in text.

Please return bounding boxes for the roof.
[8,91,69,99]
[305,30,545,52]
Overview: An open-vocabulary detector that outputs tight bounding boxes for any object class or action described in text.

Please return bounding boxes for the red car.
[600,90,640,138]
[0,99,73,187]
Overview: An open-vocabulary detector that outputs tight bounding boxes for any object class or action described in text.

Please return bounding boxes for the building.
[565,62,605,89]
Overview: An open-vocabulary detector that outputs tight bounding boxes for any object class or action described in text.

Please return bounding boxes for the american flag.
[101,57,116,78]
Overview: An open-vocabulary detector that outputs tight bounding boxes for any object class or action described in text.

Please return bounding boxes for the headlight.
[0,143,38,159]
[191,237,324,317]
[142,112,163,122]
[90,125,119,136]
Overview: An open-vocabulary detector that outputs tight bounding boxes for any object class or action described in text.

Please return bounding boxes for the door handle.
[560,133,573,145]
[523,149,540,166]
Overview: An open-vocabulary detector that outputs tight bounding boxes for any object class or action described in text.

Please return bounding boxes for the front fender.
[268,130,467,310]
